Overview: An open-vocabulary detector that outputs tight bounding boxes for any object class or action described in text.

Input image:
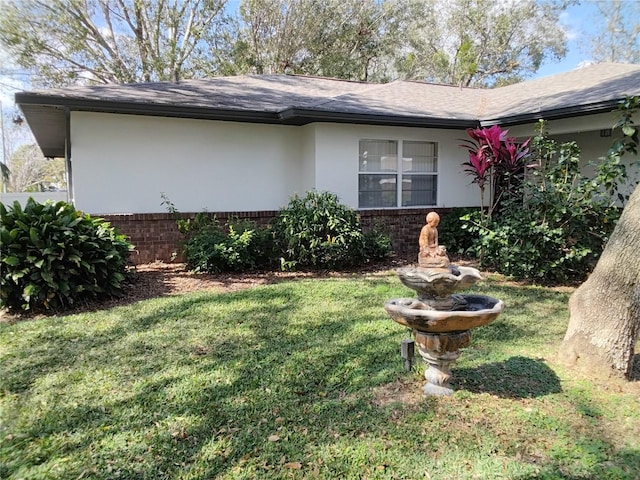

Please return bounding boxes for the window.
[359,139,437,208]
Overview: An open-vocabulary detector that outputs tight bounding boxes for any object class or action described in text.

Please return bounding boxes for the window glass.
[359,140,397,172]
[358,139,437,208]
[359,174,397,208]
[402,175,437,206]
[402,141,437,172]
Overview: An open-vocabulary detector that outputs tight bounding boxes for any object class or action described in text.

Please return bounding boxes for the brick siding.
[102,208,455,265]
[359,208,454,255]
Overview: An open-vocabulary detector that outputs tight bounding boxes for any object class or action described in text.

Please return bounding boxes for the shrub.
[462,114,637,284]
[0,199,133,311]
[164,191,392,273]
[437,208,480,255]
[462,207,607,283]
[181,214,275,273]
[271,190,392,270]
[363,223,394,262]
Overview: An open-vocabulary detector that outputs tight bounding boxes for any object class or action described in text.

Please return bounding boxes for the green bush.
[363,223,394,262]
[462,207,608,283]
[437,208,480,255]
[165,191,392,273]
[462,117,637,284]
[181,214,275,273]
[0,199,133,311]
[271,190,392,270]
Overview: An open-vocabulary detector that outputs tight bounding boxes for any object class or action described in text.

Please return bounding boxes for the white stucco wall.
[509,113,639,163]
[70,113,481,214]
[312,123,480,209]
[297,124,317,198]
[553,130,640,200]
[508,115,634,166]
[72,110,638,215]
[71,112,312,214]
[505,112,620,137]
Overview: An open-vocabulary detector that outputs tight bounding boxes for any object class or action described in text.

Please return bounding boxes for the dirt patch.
[371,377,425,407]
[127,257,413,298]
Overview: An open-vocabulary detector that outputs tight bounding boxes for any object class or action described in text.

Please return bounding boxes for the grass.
[1,271,639,479]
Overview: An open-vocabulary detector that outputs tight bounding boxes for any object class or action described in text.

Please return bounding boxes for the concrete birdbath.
[384,212,504,396]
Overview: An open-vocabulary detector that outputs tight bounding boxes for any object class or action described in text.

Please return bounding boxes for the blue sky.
[533,0,601,78]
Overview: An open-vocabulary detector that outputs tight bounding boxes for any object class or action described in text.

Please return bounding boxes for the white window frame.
[358,139,438,209]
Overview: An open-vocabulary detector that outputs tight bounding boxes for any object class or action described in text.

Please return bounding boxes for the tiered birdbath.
[384,212,504,396]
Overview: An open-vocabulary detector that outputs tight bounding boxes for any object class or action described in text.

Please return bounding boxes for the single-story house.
[14,62,640,263]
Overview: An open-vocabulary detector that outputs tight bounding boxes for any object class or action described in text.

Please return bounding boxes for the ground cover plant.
[2,272,639,479]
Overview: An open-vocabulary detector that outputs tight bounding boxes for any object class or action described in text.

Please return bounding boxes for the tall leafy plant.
[460,125,531,221]
[271,190,391,270]
[464,101,639,284]
[600,96,640,202]
[1,199,133,311]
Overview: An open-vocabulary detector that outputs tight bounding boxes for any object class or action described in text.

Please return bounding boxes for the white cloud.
[558,10,582,42]
[576,60,595,69]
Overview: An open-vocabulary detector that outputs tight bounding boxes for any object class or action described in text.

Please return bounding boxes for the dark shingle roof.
[310,80,482,120]
[15,62,640,157]
[481,62,640,124]
[23,74,374,112]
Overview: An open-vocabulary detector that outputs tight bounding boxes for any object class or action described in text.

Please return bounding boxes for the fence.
[0,191,69,206]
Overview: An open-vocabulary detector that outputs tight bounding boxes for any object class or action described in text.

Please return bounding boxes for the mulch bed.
[1,255,418,322]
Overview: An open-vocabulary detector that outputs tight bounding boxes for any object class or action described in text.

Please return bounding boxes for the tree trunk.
[558,182,640,379]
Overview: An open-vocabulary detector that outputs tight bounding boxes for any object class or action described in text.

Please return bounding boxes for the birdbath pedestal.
[414,330,471,396]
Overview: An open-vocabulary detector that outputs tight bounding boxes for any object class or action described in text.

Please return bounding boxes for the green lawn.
[1,271,639,479]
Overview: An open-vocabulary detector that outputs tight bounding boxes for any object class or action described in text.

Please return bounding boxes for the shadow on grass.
[9,275,638,479]
[453,356,562,398]
[630,353,640,381]
[0,279,407,479]
[512,445,640,480]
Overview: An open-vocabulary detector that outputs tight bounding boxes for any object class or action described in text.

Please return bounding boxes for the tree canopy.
[6,144,66,192]
[589,0,640,64]
[218,0,399,82]
[0,0,572,87]
[0,0,229,86]
[393,0,568,87]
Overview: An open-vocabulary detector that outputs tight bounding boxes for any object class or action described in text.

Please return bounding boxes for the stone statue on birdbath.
[418,211,450,270]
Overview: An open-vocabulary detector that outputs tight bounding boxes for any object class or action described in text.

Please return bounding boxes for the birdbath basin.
[384,294,504,333]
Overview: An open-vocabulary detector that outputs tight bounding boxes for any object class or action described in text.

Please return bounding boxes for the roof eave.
[15,91,631,159]
[15,94,481,158]
[16,93,481,128]
[279,107,479,128]
[15,92,283,124]
[480,100,623,127]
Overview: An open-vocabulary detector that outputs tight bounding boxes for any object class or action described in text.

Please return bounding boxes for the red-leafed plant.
[460,126,530,221]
